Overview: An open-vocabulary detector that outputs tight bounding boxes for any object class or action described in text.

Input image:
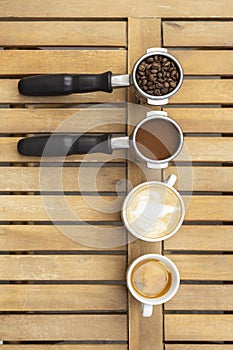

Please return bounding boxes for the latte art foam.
[125,183,182,239]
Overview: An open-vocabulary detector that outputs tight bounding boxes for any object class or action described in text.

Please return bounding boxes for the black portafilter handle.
[18,72,113,96]
[17,134,113,157]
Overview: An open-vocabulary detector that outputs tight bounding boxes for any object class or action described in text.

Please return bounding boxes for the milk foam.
[125,183,182,239]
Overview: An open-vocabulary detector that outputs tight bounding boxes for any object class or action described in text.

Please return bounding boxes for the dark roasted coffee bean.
[171,70,177,76]
[151,69,158,74]
[161,88,169,94]
[162,57,168,63]
[138,64,145,72]
[158,78,164,83]
[138,71,145,76]
[147,81,153,86]
[157,72,162,78]
[164,82,170,88]
[146,57,154,63]
[142,79,147,86]
[170,81,177,88]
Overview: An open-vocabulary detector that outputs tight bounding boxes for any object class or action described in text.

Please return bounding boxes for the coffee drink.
[136,55,180,96]
[135,118,181,161]
[125,183,182,240]
[131,258,172,298]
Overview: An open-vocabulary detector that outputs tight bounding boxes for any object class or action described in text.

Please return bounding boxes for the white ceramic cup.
[122,174,185,242]
[127,253,180,317]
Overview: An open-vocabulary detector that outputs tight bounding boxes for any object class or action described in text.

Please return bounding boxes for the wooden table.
[0,1,232,349]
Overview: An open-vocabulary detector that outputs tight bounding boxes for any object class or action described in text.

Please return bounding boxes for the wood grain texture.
[177,137,233,162]
[0,80,126,103]
[0,137,126,163]
[165,284,233,310]
[166,346,233,350]
[164,226,233,251]
[170,50,233,75]
[0,22,126,47]
[127,17,163,350]
[0,166,126,192]
[0,284,127,311]
[163,108,233,133]
[0,314,127,341]
[165,314,233,341]
[0,225,126,251]
[170,80,233,104]
[164,21,233,47]
[164,166,233,191]
[0,255,126,280]
[0,50,126,75]
[0,195,123,221]
[0,346,127,350]
[0,0,232,18]
[184,196,233,221]
[0,108,126,133]
[166,254,233,280]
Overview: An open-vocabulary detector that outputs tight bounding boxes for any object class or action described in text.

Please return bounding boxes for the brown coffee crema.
[131,259,172,299]
[135,118,180,161]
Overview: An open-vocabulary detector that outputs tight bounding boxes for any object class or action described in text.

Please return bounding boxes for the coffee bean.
[136,54,181,97]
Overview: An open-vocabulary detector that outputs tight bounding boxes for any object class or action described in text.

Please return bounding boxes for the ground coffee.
[135,118,180,160]
[136,55,180,97]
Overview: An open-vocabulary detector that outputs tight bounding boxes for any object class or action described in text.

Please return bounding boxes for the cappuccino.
[124,182,183,240]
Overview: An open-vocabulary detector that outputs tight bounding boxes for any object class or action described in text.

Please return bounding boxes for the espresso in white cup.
[127,254,180,317]
[122,175,185,242]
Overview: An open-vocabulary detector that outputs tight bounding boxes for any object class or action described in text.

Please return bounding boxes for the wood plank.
[164,21,233,47]
[170,80,233,104]
[184,196,233,221]
[0,346,127,350]
[164,166,233,191]
[166,254,233,281]
[177,137,233,162]
[166,346,233,350]
[170,50,233,75]
[127,17,163,350]
[0,225,126,251]
[165,284,233,310]
[165,315,233,341]
[0,0,232,18]
[164,226,233,251]
[0,284,127,311]
[163,108,233,133]
[0,255,125,280]
[0,80,126,104]
[0,314,127,341]
[0,22,126,47]
[0,195,123,221]
[0,50,126,75]
[0,108,126,133]
[0,166,126,192]
[0,137,126,163]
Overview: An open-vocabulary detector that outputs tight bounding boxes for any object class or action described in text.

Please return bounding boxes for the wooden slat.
[0,314,127,341]
[0,284,127,311]
[0,346,127,350]
[0,108,126,133]
[177,137,233,162]
[0,80,126,103]
[166,345,233,350]
[170,50,233,75]
[165,284,233,310]
[0,166,126,192]
[163,21,233,47]
[184,196,233,221]
[163,108,233,133]
[0,225,126,251]
[170,80,233,104]
[127,17,163,350]
[166,254,233,281]
[165,315,233,341]
[0,137,126,163]
[0,50,126,75]
[0,195,123,221]
[0,255,125,280]
[164,226,233,251]
[0,22,126,47]
[165,166,233,191]
[0,0,232,18]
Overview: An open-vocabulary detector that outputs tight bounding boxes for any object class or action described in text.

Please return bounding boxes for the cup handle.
[147,162,168,169]
[141,303,153,317]
[165,174,177,187]
[147,47,168,53]
[146,110,168,118]
[147,97,169,106]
